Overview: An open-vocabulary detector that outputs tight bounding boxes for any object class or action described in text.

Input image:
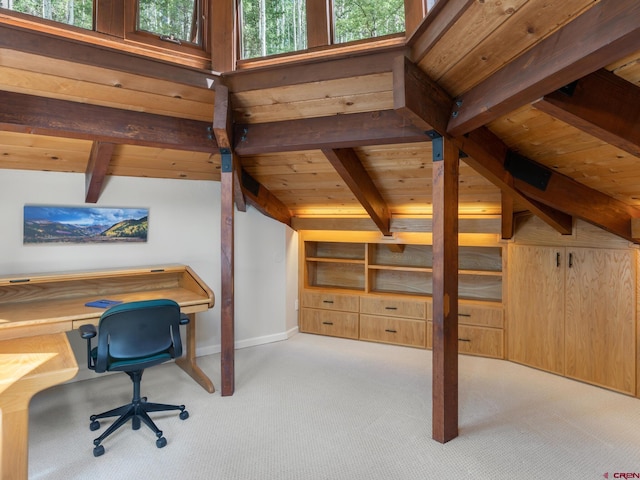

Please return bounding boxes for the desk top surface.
[0,265,214,339]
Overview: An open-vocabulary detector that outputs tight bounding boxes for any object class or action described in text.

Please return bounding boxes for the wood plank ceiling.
[0,0,639,240]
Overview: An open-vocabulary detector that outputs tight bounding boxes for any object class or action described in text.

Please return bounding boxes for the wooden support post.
[220,149,235,396]
[431,135,459,443]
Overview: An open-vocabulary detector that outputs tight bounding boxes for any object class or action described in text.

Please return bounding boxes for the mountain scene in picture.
[23,205,149,244]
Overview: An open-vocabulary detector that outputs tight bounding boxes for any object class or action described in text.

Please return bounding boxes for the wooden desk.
[0,333,78,480]
[0,265,216,393]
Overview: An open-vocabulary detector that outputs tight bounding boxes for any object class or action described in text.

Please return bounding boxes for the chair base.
[89,370,188,457]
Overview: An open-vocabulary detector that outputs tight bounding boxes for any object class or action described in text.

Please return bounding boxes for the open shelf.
[303,237,504,302]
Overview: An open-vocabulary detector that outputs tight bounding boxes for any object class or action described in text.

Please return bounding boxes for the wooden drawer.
[360,297,426,320]
[457,302,503,328]
[301,291,360,312]
[427,322,503,358]
[300,308,359,339]
[360,314,426,348]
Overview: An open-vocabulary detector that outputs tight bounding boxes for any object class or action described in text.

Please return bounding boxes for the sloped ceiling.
[0,0,639,240]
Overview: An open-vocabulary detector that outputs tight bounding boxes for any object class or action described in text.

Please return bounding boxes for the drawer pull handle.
[458,338,471,342]
[322,321,334,326]
[322,300,334,304]
[385,306,398,310]
[385,329,397,333]
[458,313,471,317]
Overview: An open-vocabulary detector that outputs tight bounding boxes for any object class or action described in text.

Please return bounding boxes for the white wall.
[0,170,298,379]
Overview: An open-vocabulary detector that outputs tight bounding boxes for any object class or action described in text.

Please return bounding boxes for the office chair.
[79,299,190,457]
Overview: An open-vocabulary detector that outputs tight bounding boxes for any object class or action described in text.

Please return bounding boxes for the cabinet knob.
[458,313,471,317]
[385,306,398,310]
[458,338,471,342]
[385,329,397,334]
[322,321,334,326]
[322,300,334,304]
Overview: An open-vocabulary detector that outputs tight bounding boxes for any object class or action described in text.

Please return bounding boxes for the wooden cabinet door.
[564,248,636,394]
[508,245,565,374]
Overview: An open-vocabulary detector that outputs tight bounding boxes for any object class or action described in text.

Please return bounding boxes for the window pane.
[138,0,200,44]
[240,0,307,59]
[0,0,93,29]
[333,0,404,44]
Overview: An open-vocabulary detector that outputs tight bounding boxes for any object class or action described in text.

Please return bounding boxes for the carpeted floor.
[28,333,640,479]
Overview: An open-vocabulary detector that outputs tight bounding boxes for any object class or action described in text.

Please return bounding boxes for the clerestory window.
[0,0,93,29]
[239,0,307,59]
[0,0,205,52]
[332,0,404,44]
[137,0,202,45]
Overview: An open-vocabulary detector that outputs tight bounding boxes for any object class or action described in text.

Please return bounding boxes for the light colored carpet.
[29,333,640,479]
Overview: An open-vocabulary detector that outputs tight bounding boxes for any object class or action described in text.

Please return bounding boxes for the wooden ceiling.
[0,0,639,240]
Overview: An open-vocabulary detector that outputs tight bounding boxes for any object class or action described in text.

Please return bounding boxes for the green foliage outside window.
[333,0,404,44]
[0,0,92,29]
[138,0,200,44]
[240,0,307,59]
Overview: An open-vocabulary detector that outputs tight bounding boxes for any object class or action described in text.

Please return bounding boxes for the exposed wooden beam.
[392,56,573,235]
[227,46,406,91]
[220,152,235,397]
[393,55,450,133]
[214,83,246,212]
[512,166,640,243]
[210,0,236,73]
[534,69,640,158]
[307,0,331,48]
[241,170,292,226]
[322,148,391,236]
[447,0,640,136]
[500,192,515,240]
[460,127,640,242]
[85,141,115,203]
[407,0,475,63]
[403,0,427,39]
[431,135,459,444]
[0,23,215,88]
[234,110,429,155]
[0,90,218,152]
[456,129,573,236]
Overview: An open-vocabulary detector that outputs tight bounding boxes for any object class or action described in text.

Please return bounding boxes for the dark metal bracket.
[432,135,443,162]
[220,148,232,173]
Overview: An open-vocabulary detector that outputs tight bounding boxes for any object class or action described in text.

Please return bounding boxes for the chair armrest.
[79,324,97,371]
[79,324,97,339]
[179,313,190,325]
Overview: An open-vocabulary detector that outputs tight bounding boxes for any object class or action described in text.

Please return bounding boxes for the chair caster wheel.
[93,445,105,457]
[90,420,100,431]
[156,437,167,449]
[179,410,189,420]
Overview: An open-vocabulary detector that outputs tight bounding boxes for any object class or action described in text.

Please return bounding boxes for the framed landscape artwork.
[23,205,149,244]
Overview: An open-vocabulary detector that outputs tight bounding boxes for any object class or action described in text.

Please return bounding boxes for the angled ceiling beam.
[0,23,215,88]
[393,55,572,235]
[455,128,573,236]
[407,0,475,63]
[322,148,391,236]
[534,69,640,158]
[240,170,292,226]
[0,90,218,152]
[234,110,429,155]
[448,0,640,136]
[214,83,246,212]
[85,141,115,203]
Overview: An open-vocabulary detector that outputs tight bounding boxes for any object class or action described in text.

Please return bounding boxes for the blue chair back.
[95,299,183,373]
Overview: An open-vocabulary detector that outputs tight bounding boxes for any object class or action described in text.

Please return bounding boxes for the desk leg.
[1,402,30,480]
[175,313,215,393]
